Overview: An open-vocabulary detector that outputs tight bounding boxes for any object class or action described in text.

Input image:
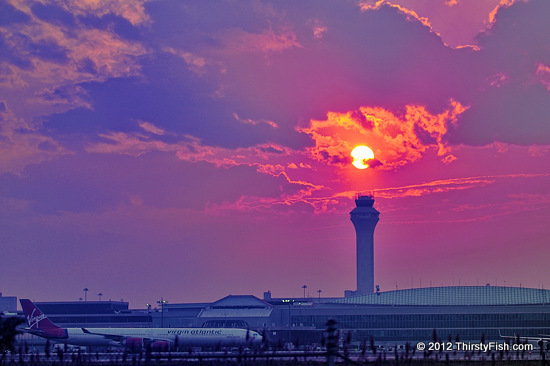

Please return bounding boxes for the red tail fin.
[20,299,61,330]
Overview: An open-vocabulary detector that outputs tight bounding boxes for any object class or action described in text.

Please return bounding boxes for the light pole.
[83,288,88,302]
[146,304,152,326]
[302,285,307,299]
[157,298,168,328]
[288,300,292,342]
[317,289,322,301]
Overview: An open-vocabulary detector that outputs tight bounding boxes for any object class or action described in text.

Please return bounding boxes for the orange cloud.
[333,173,549,204]
[85,99,472,212]
[535,63,550,91]
[374,176,496,198]
[49,0,151,26]
[85,127,331,212]
[84,116,547,215]
[87,129,308,175]
[298,99,467,170]
[233,113,279,128]
[488,0,524,24]
[310,19,328,39]
[1,2,147,97]
[163,47,209,75]
[219,27,302,54]
[385,176,550,225]
[360,1,433,30]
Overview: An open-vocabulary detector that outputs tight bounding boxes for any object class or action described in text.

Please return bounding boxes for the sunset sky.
[1,0,549,307]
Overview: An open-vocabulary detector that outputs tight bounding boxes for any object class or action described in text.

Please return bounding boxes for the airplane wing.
[81,328,126,342]
[499,330,549,344]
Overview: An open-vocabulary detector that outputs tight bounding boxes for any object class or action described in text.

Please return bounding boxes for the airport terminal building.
[12,285,550,348]
[11,196,550,348]
[156,286,550,346]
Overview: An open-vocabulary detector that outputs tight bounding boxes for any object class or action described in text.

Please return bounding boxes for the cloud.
[0,0,148,124]
[1,2,148,84]
[0,101,70,173]
[299,100,467,170]
[360,1,433,30]
[138,121,165,135]
[31,84,92,111]
[311,19,328,39]
[85,129,322,195]
[445,0,460,6]
[219,27,302,54]
[2,0,548,204]
[535,63,550,91]
[162,47,208,75]
[374,174,527,198]
[233,113,279,128]
[44,0,151,26]
[448,0,550,145]
[488,0,524,24]
[3,0,547,162]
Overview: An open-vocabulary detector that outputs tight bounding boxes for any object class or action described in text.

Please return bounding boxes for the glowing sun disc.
[351,145,374,169]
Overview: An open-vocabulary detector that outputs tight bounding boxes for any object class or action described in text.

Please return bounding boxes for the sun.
[351,145,374,169]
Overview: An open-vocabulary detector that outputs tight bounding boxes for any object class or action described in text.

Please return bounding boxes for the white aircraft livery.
[20,299,262,350]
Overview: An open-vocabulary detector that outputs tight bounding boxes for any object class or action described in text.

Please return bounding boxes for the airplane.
[498,329,549,350]
[20,299,262,351]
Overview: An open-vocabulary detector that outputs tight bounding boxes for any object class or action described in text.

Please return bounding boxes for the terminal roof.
[331,286,550,306]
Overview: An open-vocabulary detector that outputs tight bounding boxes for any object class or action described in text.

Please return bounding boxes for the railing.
[1,348,548,366]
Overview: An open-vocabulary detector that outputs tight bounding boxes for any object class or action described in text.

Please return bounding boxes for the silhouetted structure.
[350,195,379,295]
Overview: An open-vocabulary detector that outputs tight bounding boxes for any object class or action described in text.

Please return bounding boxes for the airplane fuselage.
[39,327,258,347]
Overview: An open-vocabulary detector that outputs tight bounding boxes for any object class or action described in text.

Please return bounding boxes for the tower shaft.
[350,195,379,296]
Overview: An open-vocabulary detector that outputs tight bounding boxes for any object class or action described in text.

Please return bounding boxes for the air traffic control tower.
[350,195,380,296]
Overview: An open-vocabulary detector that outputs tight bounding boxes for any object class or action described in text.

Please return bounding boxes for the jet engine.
[123,338,144,352]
